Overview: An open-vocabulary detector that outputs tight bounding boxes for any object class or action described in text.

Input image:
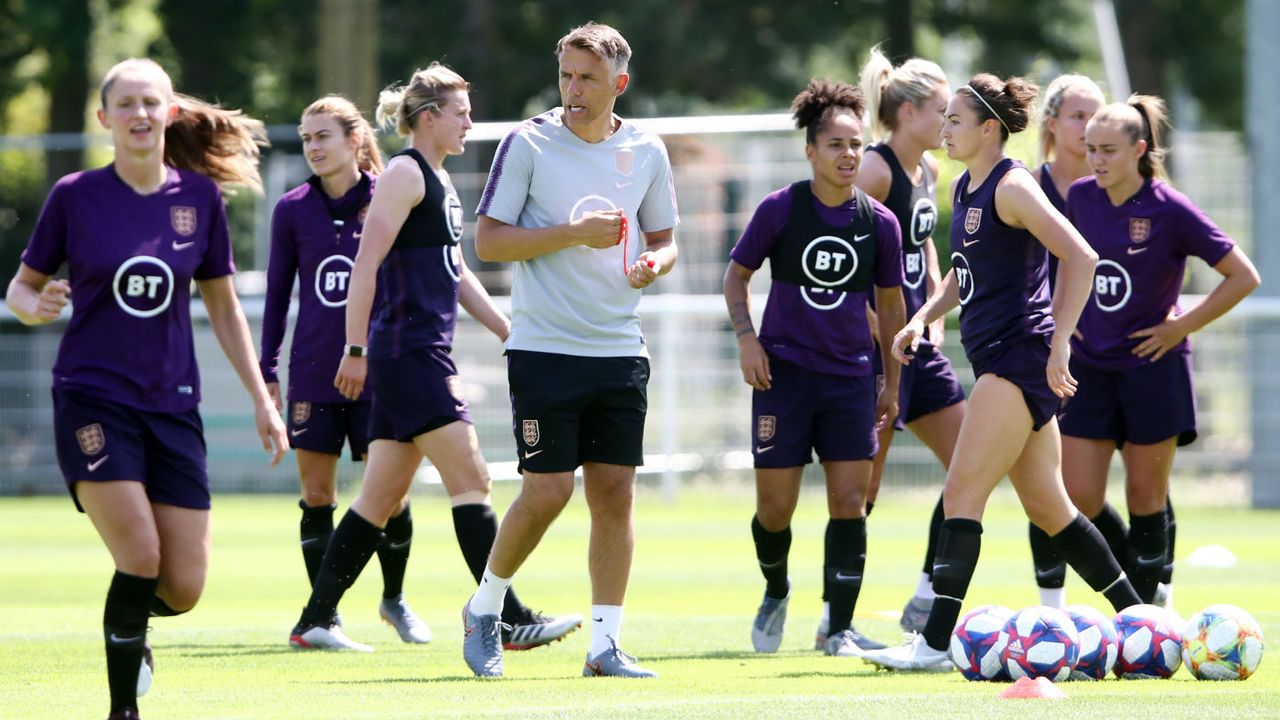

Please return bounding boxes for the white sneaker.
[289,623,374,652]
[751,591,789,653]
[862,634,953,672]
[503,611,583,650]
[379,595,432,644]
[136,643,153,696]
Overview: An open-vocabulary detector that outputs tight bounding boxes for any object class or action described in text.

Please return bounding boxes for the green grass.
[0,481,1276,719]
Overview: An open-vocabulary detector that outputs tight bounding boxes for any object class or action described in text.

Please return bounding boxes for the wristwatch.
[344,344,365,358]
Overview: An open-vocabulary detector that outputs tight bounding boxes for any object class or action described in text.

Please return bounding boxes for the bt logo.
[1092,260,1132,312]
[315,255,355,307]
[113,256,174,318]
[951,253,975,305]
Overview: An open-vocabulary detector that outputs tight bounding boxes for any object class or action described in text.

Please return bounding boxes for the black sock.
[150,597,187,617]
[299,500,336,587]
[377,503,412,599]
[824,517,867,635]
[1162,498,1176,585]
[922,494,945,577]
[1127,511,1168,603]
[864,500,875,518]
[1049,513,1141,611]
[299,509,384,626]
[923,518,982,651]
[452,503,528,625]
[104,571,158,713]
[821,520,833,602]
[751,515,792,600]
[1028,522,1066,589]
[1091,503,1129,567]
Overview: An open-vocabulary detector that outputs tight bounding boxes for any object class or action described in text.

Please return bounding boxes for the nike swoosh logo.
[172,241,195,250]
[290,428,308,437]
[87,455,109,472]
[386,539,411,551]
[755,445,774,454]
[108,632,141,644]
[523,449,544,459]
[616,180,633,188]
[962,237,980,247]
[1127,246,1148,255]
[853,234,870,243]
[1134,553,1165,565]
[758,558,785,569]
[833,572,862,582]
[592,617,604,623]
[1034,567,1065,580]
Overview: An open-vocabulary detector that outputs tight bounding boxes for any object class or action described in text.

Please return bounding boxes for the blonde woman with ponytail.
[260,95,443,648]
[848,46,966,638]
[5,58,286,720]
[288,64,580,655]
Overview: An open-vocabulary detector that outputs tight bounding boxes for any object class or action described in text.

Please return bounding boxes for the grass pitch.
[0,480,1275,719]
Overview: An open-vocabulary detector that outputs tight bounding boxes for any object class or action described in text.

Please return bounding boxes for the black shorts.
[752,357,878,468]
[53,388,210,513]
[970,336,1061,431]
[287,400,372,461]
[507,350,649,473]
[368,346,472,442]
[1058,351,1197,447]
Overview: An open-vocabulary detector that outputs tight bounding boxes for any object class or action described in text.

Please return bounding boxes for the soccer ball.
[1113,604,1183,679]
[1064,605,1119,680]
[1182,604,1265,680]
[949,604,1014,681]
[1001,606,1080,682]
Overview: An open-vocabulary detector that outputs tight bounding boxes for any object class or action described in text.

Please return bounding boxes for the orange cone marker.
[997,676,1068,700]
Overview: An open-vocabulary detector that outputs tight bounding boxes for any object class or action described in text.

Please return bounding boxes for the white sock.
[1038,586,1066,609]
[821,601,830,623]
[914,572,936,600]
[589,605,624,658]
[470,567,511,616]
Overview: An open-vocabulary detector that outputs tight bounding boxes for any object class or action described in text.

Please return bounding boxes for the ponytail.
[857,45,949,142]
[1129,95,1169,179]
[376,62,470,138]
[165,94,268,194]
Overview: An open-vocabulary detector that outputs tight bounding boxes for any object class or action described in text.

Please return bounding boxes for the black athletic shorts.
[506,350,649,473]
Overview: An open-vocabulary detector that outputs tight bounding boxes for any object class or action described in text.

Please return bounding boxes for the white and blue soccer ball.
[949,604,1014,681]
[1000,605,1080,682]
[1064,604,1119,680]
[1183,604,1265,680]
[1113,604,1183,679]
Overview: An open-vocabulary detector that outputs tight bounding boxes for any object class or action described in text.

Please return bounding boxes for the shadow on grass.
[161,643,299,658]
[320,676,541,685]
[648,649,799,662]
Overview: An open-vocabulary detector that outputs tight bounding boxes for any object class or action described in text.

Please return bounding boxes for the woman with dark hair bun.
[863,74,1143,672]
[726,78,906,658]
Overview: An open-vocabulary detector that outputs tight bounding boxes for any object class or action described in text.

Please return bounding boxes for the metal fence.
[0,292,1261,500]
[0,122,1260,501]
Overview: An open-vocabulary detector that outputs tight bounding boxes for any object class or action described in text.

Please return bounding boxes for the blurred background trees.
[0,0,1246,271]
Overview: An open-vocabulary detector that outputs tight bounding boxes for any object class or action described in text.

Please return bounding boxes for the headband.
[965,84,1010,134]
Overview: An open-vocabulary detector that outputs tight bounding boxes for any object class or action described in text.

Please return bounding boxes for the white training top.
[476,108,679,357]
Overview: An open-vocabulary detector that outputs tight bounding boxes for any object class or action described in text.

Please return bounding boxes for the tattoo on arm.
[729,301,754,337]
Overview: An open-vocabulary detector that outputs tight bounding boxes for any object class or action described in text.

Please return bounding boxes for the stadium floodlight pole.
[1091,0,1131,99]
[1247,0,1280,508]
